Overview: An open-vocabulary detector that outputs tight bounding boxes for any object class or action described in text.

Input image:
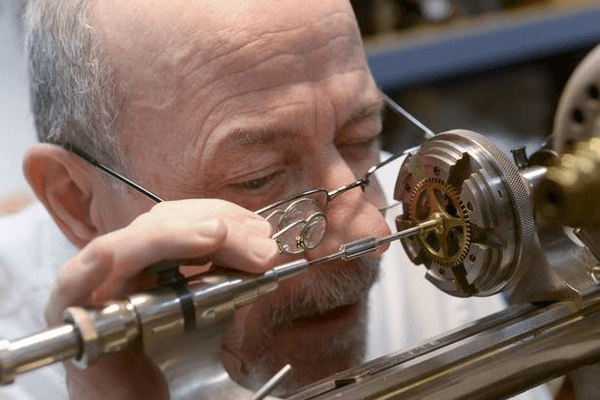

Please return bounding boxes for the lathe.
[3,44,600,400]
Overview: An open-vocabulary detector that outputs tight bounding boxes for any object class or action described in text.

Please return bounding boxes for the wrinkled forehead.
[90,0,362,88]
[88,0,370,180]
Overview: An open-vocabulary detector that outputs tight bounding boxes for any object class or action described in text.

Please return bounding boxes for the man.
[0,0,552,398]
[19,0,391,397]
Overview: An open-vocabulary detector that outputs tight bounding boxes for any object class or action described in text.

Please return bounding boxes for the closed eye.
[228,170,283,192]
[338,135,381,158]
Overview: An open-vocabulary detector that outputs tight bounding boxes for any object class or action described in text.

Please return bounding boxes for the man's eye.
[339,136,381,159]
[229,171,283,191]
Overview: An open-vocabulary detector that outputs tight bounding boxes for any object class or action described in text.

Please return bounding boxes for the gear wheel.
[409,178,471,267]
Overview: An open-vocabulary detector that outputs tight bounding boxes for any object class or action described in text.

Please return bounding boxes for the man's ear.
[23,143,100,248]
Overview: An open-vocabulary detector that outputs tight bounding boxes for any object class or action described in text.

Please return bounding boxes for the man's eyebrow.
[340,99,384,131]
[228,128,301,147]
[218,100,383,149]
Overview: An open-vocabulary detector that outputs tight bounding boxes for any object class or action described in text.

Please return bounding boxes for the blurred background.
[353,0,600,156]
[0,0,34,197]
[1,0,600,195]
[352,0,600,157]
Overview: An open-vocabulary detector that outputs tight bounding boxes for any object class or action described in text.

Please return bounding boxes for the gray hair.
[24,0,126,171]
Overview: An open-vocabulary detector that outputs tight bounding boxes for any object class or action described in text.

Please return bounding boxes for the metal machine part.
[395,129,535,297]
[536,137,600,230]
[393,127,600,304]
[542,44,600,231]
[407,178,471,267]
[289,287,600,400]
[553,45,600,153]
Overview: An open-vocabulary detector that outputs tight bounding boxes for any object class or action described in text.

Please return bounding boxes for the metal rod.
[309,219,440,266]
[377,219,439,245]
[250,364,293,400]
[289,292,600,399]
[0,325,80,384]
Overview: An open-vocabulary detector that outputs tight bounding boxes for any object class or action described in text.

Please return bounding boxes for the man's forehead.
[90,0,358,64]
[89,0,363,121]
[89,0,371,178]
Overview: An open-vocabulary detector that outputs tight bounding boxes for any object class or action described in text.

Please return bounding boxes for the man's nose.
[313,158,392,259]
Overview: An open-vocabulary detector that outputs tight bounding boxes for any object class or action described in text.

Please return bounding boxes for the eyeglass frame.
[254,152,403,253]
[65,141,403,251]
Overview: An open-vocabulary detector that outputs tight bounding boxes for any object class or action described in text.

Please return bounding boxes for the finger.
[211,217,280,273]
[138,200,279,270]
[169,218,280,272]
[95,218,228,299]
[96,216,278,299]
[44,247,112,326]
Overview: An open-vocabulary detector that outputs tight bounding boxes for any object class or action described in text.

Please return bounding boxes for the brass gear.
[409,178,471,267]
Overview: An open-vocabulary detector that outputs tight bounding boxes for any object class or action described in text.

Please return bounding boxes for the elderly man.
[0,0,553,399]
[15,0,393,397]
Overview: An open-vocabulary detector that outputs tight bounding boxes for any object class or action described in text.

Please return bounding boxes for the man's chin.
[233,256,381,395]
[238,299,369,396]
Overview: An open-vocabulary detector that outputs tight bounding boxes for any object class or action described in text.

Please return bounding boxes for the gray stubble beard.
[239,256,381,395]
[269,256,381,328]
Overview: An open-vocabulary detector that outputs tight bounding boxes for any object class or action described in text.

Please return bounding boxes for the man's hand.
[44,199,279,400]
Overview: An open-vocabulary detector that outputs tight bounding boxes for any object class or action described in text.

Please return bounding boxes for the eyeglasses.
[64,93,425,255]
[255,153,403,254]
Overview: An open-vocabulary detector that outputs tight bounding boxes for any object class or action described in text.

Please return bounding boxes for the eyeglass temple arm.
[65,144,164,203]
[381,92,435,139]
[328,93,432,201]
[327,151,407,201]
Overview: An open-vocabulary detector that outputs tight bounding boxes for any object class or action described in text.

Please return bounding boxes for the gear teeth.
[408,178,471,268]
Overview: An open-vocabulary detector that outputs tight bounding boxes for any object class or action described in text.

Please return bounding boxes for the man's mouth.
[293,303,357,324]
[278,302,362,339]
[265,256,380,329]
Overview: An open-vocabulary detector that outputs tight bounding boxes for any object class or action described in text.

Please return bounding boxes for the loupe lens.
[280,198,320,226]
[302,212,327,249]
[277,197,323,254]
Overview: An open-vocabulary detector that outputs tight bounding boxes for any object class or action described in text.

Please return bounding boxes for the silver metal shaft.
[0,325,80,384]
[309,219,440,266]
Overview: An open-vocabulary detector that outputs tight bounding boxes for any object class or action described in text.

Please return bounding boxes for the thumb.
[44,247,112,326]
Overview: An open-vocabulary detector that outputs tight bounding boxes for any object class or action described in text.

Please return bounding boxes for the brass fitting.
[535,138,600,229]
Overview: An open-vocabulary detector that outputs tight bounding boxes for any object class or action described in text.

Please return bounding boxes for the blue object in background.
[368,5,600,91]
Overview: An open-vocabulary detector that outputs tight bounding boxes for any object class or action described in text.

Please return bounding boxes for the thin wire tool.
[308,219,440,267]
